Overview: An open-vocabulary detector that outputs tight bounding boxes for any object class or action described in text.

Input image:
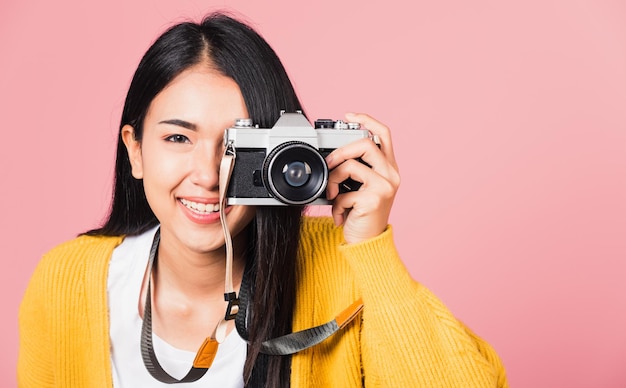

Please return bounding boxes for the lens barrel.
[263,141,328,205]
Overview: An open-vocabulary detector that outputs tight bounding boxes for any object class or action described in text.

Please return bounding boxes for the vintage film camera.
[224,111,375,205]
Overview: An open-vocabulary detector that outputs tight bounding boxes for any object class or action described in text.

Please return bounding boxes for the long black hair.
[87,12,303,387]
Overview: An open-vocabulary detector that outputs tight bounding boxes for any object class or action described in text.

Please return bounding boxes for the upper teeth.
[180,199,220,213]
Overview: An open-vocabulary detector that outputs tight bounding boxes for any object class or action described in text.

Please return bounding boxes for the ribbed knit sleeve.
[18,235,123,388]
[292,217,508,388]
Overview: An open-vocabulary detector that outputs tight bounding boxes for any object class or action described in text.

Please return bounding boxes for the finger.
[331,205,345,227]
[326,159,396,200]
[326,159,369,200]
[331,189,391,241]
[325,137,386,171]
[326,146,400,200]
[331,191,357,226]
[345,112,397,167]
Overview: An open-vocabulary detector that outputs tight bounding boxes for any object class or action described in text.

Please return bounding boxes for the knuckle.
[379,180,396,198]
[391,172,401,188]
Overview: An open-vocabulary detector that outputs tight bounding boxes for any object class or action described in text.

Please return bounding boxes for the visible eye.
[165,134,190,144]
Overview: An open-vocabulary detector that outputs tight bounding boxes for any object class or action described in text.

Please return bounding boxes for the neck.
[153,230,248,299]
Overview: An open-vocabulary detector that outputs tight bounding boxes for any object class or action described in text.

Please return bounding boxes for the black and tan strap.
[140,229,218,383]
[219,141,240,321]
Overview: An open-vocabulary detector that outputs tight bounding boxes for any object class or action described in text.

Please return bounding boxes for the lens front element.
[283,161,311,187]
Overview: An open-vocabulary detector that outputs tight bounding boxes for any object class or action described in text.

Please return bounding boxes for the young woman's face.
[123,65,256,255]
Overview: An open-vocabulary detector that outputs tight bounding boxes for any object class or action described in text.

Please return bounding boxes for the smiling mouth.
[180,199,221,214]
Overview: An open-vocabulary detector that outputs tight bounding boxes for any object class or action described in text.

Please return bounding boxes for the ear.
[121,125,143,179]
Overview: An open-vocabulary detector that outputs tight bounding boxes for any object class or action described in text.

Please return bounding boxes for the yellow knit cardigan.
[19,217,508,387]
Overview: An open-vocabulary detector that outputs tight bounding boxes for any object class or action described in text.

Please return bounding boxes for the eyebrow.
[158,119,197,131]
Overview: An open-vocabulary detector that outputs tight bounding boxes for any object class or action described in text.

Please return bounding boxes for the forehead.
[146,65,248,124]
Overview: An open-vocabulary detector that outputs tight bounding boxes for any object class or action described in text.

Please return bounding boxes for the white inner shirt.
[107,226,246,387]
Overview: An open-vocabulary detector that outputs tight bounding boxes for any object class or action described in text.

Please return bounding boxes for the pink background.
[2,0,625,386]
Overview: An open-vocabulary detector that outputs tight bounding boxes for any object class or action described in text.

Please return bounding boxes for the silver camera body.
[224,111,372,205]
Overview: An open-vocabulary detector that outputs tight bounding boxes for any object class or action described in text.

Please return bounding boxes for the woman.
[18,12,508,388]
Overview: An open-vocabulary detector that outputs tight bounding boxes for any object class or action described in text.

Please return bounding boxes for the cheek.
[140,146,186,199]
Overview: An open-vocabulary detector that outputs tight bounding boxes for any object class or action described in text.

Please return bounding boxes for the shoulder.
[20,234,125,326]
[47,233,125,253]
[42,234,124,266]
[30,234,125,287]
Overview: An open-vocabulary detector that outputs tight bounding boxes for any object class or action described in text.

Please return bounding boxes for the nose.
[189,141,220,191]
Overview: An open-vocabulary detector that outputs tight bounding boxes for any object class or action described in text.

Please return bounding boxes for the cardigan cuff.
[338,225,418,302]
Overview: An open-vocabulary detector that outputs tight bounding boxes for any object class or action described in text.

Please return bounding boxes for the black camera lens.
[263,141,328,205]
